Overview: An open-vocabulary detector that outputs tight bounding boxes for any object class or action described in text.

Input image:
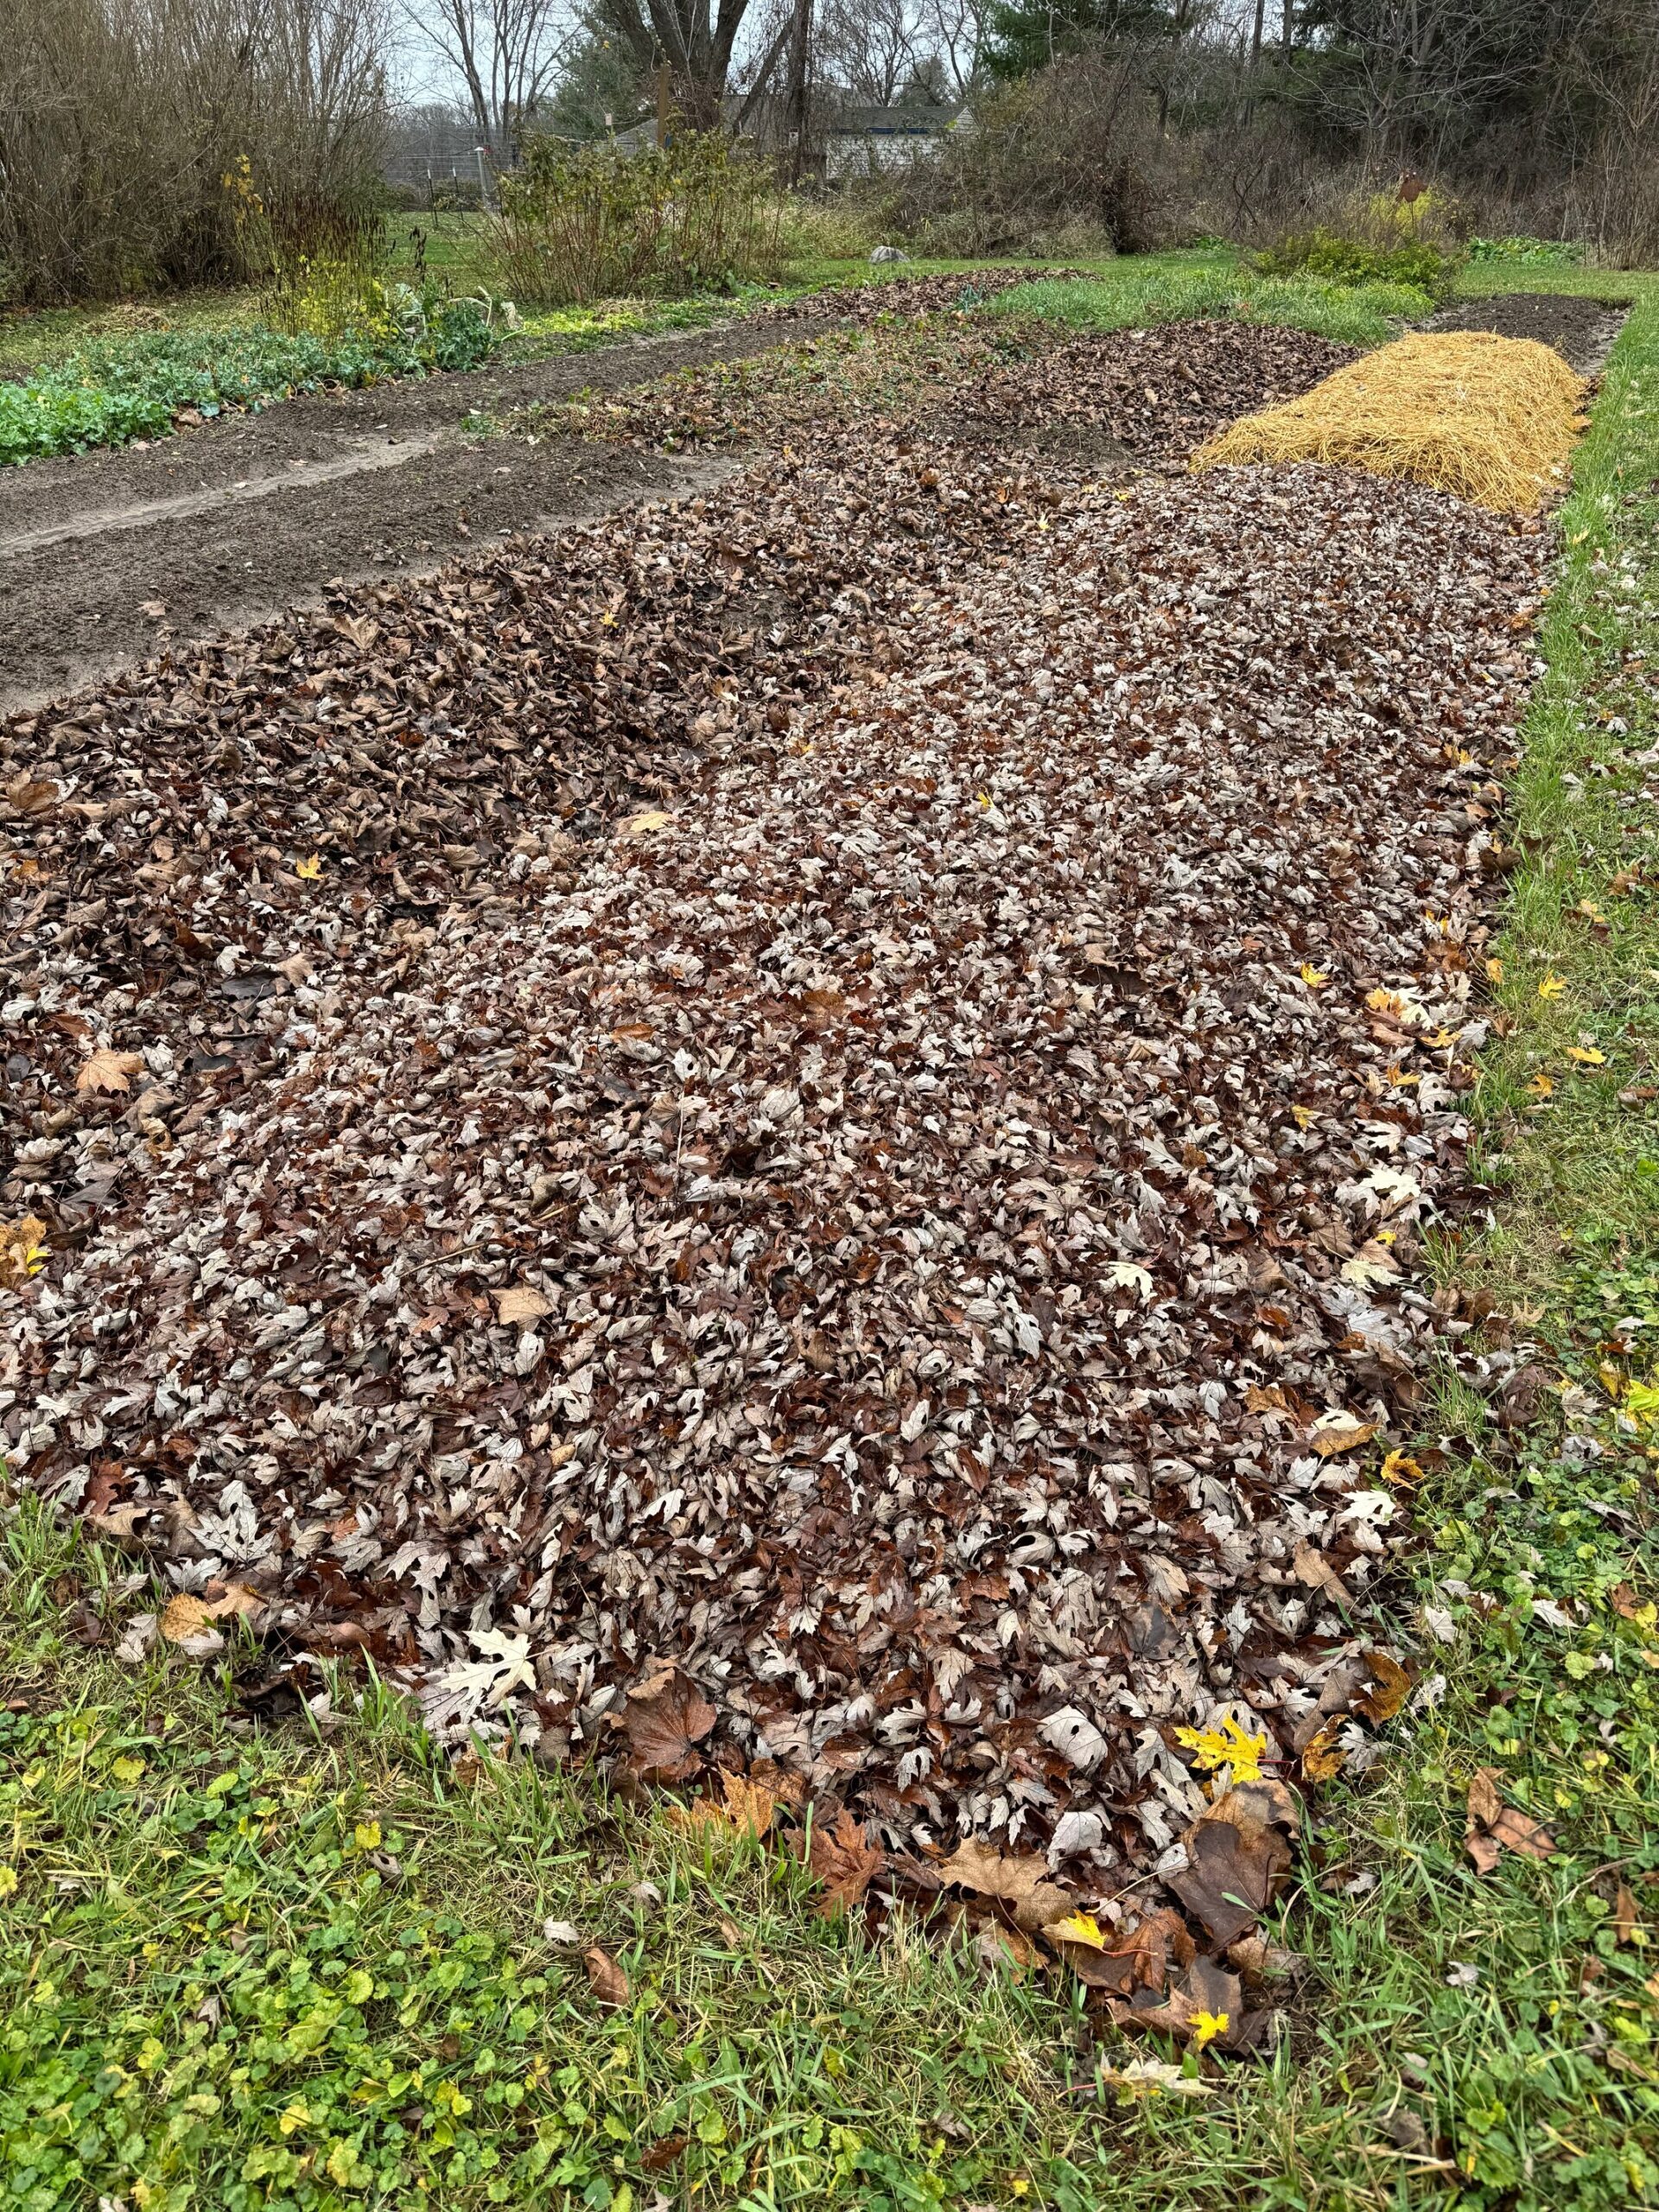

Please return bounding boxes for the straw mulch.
[1192,329,1586,511]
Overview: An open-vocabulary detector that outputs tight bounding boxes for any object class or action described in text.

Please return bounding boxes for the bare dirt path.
[0,315,813,711]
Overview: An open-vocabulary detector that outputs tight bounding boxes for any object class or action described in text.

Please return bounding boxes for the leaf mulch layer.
[1,321,1549,2034]
[752,268,1095,324]
[550,317,1357,467]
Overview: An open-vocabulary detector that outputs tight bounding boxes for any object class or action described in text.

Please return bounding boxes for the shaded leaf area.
[3,325,1544,1899]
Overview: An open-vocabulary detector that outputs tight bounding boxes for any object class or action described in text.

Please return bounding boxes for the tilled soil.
[2,321,1545,1890]
[0,318,817,711]
[1427,289,1630,374]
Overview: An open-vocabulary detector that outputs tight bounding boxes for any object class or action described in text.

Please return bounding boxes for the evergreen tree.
[980,0,1181,80]
[544,9,649,138]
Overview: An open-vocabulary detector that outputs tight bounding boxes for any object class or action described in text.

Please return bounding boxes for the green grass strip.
[991,265,1433,349]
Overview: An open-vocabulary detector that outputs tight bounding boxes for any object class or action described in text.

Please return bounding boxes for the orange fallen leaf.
[671,1769,777,1841]
[1312,1420,1379,1458]
[1380,1449,1425,1487]
[1300,1716,1346,1783]
[159,1583,264,1644]
[1354,1650,1413,1725]
[807,1808,885,1914]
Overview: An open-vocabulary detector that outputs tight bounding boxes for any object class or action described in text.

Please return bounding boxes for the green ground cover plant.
[1470,238,1587,266]
[0,307,497,466]
[1250,226,1459,301]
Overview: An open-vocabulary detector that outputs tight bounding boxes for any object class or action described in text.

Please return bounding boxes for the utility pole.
[655,60,671,147]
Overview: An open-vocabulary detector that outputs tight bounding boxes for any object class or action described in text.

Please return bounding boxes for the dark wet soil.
[0,317,818,711]
[1427,289,1630,374]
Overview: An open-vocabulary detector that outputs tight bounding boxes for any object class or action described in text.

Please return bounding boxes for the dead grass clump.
[1192,331,1584,512]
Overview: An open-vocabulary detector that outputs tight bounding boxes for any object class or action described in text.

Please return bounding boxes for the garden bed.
[2,318,1545,1904]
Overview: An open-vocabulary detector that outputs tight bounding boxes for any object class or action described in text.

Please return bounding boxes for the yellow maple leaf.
[1188,2009,1230,2052]
[295,853,322,880]
[1566,1046,1605,1065]
[1380,1449,1425,1487]
[1047,1911,1109,1950]
[1529,1071,1554,1097]
[1174,1714,1268,1783]
[1290,1104,1316,1129]
[1367,988,1405,1016]
[1485,957,1504,983]
[1538,974,1567,1001]
[1300,963,1330,989]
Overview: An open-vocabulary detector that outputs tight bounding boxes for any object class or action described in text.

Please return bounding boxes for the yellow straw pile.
[1192,331,1586,512]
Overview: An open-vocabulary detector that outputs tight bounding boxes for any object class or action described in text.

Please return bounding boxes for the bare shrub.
[872,52,1173,257]
[0,0,389,308]
[489,132,781,307]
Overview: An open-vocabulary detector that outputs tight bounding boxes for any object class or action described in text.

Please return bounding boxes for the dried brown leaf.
[583,1945,629,2007]
[808,1808,886,1913]
[936,1839,1074,1932]
[1354,1650,1413,1725]
[623,1671,717,1783]
[76,1048,145,1094]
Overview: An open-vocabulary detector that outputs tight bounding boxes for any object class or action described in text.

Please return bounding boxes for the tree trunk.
[785,0,811,182]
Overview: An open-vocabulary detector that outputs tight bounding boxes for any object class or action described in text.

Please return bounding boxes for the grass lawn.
[4,262,1659,2211]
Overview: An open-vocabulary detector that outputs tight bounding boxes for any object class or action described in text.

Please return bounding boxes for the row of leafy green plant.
[0,290,499,467]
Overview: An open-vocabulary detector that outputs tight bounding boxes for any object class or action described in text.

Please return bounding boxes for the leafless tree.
[594,0,763,128]
[918,0,990,96]
[818,0,922,105]
[398,0,575,154]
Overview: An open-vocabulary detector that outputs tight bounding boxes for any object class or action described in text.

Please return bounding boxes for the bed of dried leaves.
[753,270,1095,324]
[550,317,1354,467]
[1,319,1549,2045]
